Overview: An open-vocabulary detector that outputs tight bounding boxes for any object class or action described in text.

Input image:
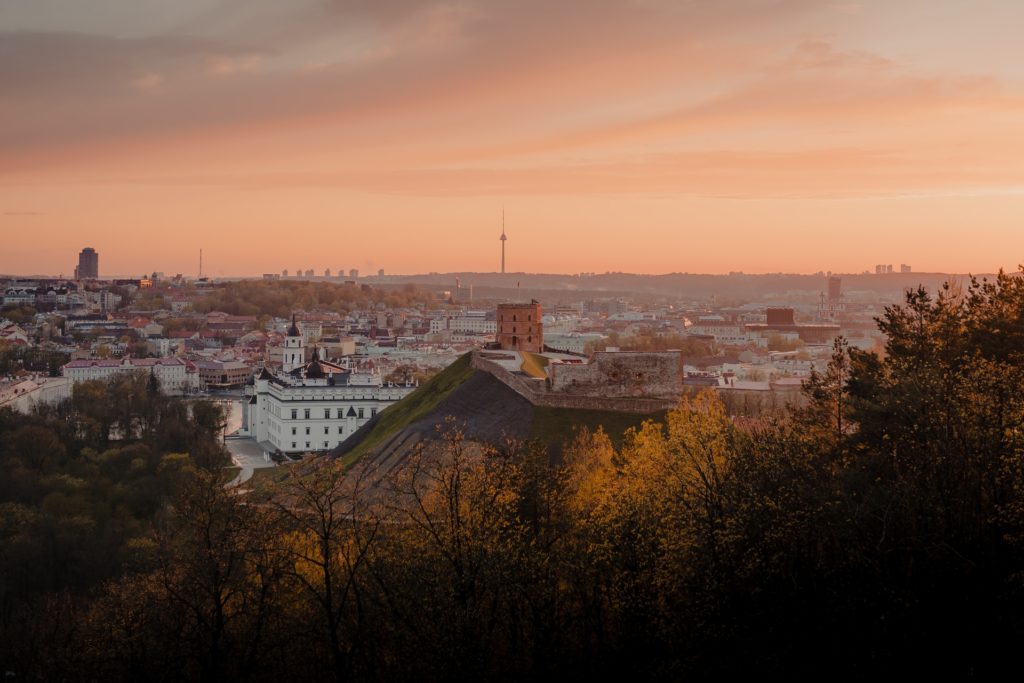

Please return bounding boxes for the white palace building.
[241,316,416,455]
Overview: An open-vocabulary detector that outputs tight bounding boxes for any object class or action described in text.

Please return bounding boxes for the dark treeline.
[5,271,1024,680]
[192,280,438,318]
[0,373,230,677]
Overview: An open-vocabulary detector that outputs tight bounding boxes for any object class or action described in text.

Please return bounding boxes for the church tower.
[282,314,305,371]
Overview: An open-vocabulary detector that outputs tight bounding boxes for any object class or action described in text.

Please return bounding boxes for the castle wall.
[548,351,683,398]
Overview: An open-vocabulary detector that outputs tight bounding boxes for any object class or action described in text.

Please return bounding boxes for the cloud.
[2,0,1023,206]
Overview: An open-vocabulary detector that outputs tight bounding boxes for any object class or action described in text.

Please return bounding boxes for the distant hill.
[329,352,664,480]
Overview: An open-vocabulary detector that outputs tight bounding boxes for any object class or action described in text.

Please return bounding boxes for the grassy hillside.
[520,351,549,379]
[336,352,476,467]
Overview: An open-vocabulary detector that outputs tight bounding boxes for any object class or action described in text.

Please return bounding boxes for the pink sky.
[2,0,1024,277]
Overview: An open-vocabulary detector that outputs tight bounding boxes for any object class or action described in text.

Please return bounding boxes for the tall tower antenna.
[499,209,507,274]
[199,249,203,279]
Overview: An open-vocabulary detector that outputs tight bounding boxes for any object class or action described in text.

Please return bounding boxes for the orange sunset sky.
[2,0,1024,277]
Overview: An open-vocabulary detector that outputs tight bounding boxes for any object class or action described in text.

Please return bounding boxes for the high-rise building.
[900,264,912,273]
[827,276,842,301]
[349,269,359,279]
[324,268,332,278]
[76,247,99,279]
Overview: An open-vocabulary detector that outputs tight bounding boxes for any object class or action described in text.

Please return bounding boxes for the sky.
[2,0,1024,277]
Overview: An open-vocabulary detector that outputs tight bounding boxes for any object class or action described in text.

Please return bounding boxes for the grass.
[520,352,550,379]
[248,465,293,487]
[338,353,476,468]
[530,406,667,449]
[220,466,242,483]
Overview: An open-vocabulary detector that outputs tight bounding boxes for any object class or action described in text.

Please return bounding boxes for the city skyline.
[3,1,1024,276]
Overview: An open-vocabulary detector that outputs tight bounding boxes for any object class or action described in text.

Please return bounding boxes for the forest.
[3,270,1024,681]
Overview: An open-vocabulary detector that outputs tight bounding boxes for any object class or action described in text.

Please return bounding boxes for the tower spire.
[499,208,507,274]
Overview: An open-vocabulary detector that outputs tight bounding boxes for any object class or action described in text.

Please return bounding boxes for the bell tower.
[282,313,305,371]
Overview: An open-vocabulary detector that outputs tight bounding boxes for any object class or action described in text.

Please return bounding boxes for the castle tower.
[497,300,543,353]
[282,314,305,371]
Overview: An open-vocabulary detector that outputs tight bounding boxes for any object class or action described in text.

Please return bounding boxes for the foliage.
[191,280,435,318]
[8,269,1024,679]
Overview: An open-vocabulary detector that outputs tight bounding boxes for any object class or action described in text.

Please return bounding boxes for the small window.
[358,408,365,419]
[291,427,296,435]
[338,426,344,434]
[324,408,330,419]
[305,442,310,448]
[371,408,377,416]
[304,409,310,419]
[305,427,310,435]
[337,408,344,419]
[291,442,296,449]
[291,409,297,419]
[324,441,329,448]
[324,427,329,435]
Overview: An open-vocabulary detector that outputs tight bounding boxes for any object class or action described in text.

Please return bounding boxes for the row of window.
[291,441,334,450]
[289,407,376,420]
[292,425,348,436]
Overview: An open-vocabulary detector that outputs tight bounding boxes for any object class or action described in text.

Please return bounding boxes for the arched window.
[512,335,518,346]
[513,315,517,321]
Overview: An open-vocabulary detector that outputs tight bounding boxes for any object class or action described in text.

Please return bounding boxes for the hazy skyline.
[3,0,1024,277]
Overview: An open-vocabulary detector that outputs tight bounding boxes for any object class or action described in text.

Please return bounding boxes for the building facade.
[497,300,543,353]
[241,320,416,454]
[62,356,199,394]
[76,248,99,279]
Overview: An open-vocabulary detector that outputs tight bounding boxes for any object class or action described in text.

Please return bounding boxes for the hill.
[329,352,664,478]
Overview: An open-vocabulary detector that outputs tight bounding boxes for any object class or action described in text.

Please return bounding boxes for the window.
[371,408,377,416]
[358,408,365,418]
[513,314,517,321]
[305,442,310,448]
[291,427,296,435]
[338,426,344,434]
[324,408,330,419]
[291,442,296,449]
[337,408,344,419]
[324,441,329,448]
[304,409,310,419]
[305,427,310,435]
[291,409,297,419]
[324,427,329,435]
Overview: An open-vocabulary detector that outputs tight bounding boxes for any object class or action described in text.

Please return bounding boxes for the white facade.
[429,316,497,334]
[61,357,200,395]
[0,376,73,412]
[242,330,416,454]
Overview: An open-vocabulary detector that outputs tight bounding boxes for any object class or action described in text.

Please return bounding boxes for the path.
[225,436,275,487]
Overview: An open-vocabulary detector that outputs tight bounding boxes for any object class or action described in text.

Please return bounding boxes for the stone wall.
[548,351,683,398]
[471,352,678,414]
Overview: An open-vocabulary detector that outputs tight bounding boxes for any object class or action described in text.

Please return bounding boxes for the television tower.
[500,210,507,274]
